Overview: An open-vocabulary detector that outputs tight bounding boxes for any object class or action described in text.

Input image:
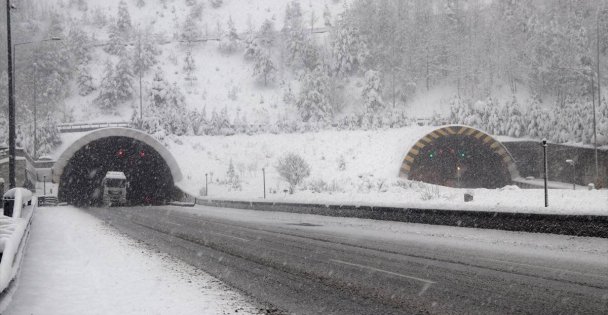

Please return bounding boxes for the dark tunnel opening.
[59,137,174,206]
[408,135,511,189]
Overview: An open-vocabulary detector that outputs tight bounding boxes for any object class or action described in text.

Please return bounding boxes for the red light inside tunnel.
[116,148,125,158]
[139,150,145,158]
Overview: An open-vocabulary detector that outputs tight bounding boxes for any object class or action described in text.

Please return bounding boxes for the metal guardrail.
[57,122,132,133]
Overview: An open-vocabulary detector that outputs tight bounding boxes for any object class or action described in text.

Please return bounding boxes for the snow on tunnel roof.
[104,171,127,180]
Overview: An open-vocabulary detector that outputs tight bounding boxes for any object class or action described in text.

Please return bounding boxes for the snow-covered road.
[3,206,261,315]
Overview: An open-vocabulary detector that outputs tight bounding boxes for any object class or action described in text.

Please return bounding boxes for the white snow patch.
[4,206,260,315]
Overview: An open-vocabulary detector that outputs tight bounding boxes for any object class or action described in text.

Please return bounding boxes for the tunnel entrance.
[58,136,174,206]
[401,126,517,189]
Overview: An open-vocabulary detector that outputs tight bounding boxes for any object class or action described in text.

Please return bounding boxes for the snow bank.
[169,127,607,216]
[4,206,260,315]
[0,189,36,294]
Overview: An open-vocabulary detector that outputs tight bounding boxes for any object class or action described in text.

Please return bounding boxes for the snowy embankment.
[168,127,608,216]
[0,189,35,297]
[3,206,261,315]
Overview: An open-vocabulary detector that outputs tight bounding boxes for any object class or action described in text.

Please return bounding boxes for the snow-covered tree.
[182,11,202,44]
[219,16,239,53]
[104,24,126,55]
[275,152,311,194]
[258,19,275,48]
[94,61,119,113]
[361,70,384,114]
[67,27,91,66]
[76,64,95,96]
[323,4,332,27]
[296,67,333,124]
[117,0,132,34]
[36,113,62,157]
[209,0,222,8]
[132,30,160,76]
[331,17,368,77]
[252,49,276,86]
[183,48,197,83]
[114,51,134,101]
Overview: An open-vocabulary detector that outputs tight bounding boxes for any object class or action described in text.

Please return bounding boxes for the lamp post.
[565,159,576,190]
[6,0,15,188]
[262,168,266,199]
[205,173,208,196]
[541,138,548,207]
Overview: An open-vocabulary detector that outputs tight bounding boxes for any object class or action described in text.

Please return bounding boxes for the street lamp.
[541,138,548,207]
[565,159,576,190]
[12,37,62,160]
[262,168,266,199]
[6,0,15,188]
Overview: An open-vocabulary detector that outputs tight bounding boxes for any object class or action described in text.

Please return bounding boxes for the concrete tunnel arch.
[399,125,519,188]
[53,128,183,205]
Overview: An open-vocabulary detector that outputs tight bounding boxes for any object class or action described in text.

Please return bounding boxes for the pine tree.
[67,27,91,66]
[136,0,145,8]
[95,61,119,113]
[296,67,333,124]
[114,51,134,101]
[259,19,275,48]
[148,68,169,109]
[362,70,384,114]
[323,4,332,27]
[76,64,95,96]
[283,1,307,68]
[252,49,276,86]
[219,16,239,53]
[132,30,160,76]
[331,17,368,77]
[182,11,202,44]
[117,0,132,34]
[36,113,62,157]
[243,33,259,60]
[183,48,197,83]
[227,159,236,181]
[105,24,126,55]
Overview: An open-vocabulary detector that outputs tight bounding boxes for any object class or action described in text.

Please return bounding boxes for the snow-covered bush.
[275,153,311,194]
[418,184,441,201]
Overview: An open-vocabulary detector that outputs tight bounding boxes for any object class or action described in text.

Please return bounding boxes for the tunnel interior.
[408,135,511,188]
[59,136,174,206]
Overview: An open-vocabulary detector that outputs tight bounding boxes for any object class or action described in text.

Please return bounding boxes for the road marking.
[329,259,435,284]
[478,257,608,280]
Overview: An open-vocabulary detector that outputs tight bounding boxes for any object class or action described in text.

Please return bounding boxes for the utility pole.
[138,32,143,123]
[205,173,208,196]
[595,7,603,184]
[33,63,38,160]
[6,0,15,188]
[542,139,548,207]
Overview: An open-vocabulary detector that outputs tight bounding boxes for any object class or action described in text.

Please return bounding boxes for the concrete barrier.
[193,198,608,238]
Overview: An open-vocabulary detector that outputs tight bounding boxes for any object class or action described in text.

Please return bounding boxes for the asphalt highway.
[87,205,608,315]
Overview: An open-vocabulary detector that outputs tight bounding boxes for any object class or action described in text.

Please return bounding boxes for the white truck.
[101,171,128,206]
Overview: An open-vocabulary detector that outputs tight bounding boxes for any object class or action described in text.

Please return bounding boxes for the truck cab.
[101,171,128,207]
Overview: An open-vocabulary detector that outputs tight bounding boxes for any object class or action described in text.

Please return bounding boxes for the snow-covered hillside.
[56,0,353,123]
[159,127,608,216]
